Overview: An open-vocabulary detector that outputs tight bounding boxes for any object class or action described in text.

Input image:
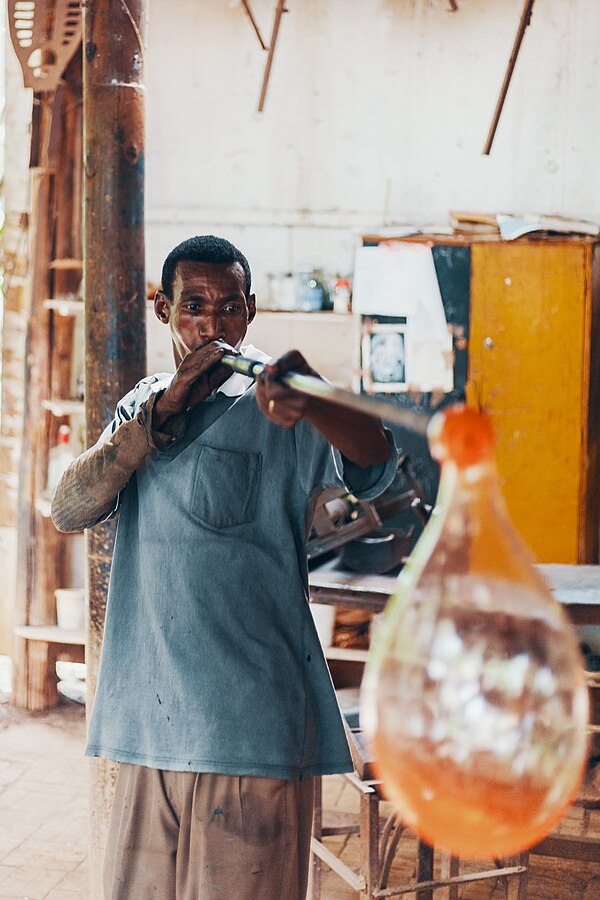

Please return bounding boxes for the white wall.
[144,0,600,298]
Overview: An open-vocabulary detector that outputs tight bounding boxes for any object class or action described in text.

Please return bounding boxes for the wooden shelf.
[43,298,84,316]
[42,398,85,416]
[14,625,85,646]
[325,646,369,663]
[49,258,83,271]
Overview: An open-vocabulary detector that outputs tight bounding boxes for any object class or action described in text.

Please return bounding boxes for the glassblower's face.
[156,260,256,364]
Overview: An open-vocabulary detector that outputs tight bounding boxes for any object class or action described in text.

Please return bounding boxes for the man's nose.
[200,314,225,341]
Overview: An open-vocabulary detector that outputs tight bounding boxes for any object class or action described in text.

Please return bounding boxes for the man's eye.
[224,304,241,314]
[186,303,200,312]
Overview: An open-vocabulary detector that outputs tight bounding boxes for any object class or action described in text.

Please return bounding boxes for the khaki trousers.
[104,763,315,900]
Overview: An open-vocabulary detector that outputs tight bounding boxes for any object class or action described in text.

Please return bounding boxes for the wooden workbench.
[309,563,600,625]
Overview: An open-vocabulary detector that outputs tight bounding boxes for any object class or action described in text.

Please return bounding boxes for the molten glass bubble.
[360,405,589,859]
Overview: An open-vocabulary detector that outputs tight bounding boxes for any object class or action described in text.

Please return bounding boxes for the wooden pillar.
[83,1,147,895]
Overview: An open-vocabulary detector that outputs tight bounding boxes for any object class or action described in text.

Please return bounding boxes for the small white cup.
[55,588,86,631]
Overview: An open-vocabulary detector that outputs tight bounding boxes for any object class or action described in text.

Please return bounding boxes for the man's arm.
[254,351,391,467]
[51,392,177,533]
[52,341,234,533]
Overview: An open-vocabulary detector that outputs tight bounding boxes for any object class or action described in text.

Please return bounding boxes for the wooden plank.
[312,776,323,900]
[42,399,85,416]
[582,243,600,562]
[49,258,83,270]
[14,625,85,646]
[530,834,600,863]
[372,866,528,898]
[11,634,84,711]
[439,852,459,900]
[42,299,84,315]
[310,564,600,622]
[310,837,366,892]
[360,790,380,896]
[12,165,53,709]
[415,840,434,900]
[325,647,369,663]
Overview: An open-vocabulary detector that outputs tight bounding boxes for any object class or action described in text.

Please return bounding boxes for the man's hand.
[152,341,234,431]
[256,349,391,468]
[255,350,318,428]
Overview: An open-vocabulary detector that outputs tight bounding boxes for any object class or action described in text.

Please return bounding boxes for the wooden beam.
[83,1,147,896]
[241,0,268,50]
[483,0,536,155]
[258,0,287,113]
[530,833,600,863]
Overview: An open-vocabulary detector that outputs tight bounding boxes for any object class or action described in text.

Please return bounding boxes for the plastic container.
[297,268,329,311]
[55,588,86,631]
[45,425,75,499]
[332,277,352,314]
[267,272,298,310]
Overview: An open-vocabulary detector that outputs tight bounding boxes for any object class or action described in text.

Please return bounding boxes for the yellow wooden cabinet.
[469,239,600,564]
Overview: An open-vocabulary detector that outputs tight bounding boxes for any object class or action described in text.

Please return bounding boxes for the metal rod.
[483,0,535,155]
[221,352,432,434]
[241,0,269,50]
[258,0,287,112]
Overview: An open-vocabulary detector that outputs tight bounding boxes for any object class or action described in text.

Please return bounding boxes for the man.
[52,235,397,899]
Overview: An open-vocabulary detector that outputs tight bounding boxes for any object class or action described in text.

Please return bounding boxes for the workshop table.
[309,563,600,624]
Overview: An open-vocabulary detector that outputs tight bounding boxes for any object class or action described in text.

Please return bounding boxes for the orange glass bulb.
[360,405,589,859]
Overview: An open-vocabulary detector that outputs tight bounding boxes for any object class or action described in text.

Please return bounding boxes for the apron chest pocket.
[190,445,261,529]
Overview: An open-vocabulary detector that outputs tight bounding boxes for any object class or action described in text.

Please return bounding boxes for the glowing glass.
[361,406,589,858]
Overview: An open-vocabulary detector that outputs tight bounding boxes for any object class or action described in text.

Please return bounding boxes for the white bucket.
[55,588,86,631]
[310,603,336,648]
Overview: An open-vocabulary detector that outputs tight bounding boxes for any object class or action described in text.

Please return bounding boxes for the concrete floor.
[0,676,88,898]
[1,657,600,899]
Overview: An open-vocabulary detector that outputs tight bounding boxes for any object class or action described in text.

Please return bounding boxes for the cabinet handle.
[484,337,495,349]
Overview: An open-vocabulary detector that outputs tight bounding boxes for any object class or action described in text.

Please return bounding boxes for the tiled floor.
[1,656,600,899]
[0,671,88,899]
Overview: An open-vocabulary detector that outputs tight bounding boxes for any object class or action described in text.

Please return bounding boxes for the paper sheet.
[353,242,453,392]
[353,243,448,340]
[405,335,454,393]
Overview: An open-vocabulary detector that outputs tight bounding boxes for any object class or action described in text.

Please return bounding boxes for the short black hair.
[160,235,252,299]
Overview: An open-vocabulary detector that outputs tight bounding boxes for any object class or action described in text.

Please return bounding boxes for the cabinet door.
[469,242,587,563]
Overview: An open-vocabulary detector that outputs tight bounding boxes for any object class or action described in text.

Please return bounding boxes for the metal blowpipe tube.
[221,352,432,434]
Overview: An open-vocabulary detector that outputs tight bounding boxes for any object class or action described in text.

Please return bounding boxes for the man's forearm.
[51,416,152,532]
[51,392,182,533]
[305,401,391,467]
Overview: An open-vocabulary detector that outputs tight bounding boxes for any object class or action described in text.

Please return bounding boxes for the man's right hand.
[152,341,233,431]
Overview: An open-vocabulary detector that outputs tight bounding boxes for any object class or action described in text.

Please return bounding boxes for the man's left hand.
[255,350,319,428]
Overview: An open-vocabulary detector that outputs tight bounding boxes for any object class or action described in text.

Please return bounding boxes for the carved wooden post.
[83,1,146,894]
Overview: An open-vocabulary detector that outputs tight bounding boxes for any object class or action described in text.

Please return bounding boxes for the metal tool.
[220,351,432,434]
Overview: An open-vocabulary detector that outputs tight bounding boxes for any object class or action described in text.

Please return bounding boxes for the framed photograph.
[361,323,407,393]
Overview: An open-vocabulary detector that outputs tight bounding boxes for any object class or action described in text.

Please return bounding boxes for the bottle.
[360,405,589,859]
[332,276,352,314]
[45,425,75,499]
